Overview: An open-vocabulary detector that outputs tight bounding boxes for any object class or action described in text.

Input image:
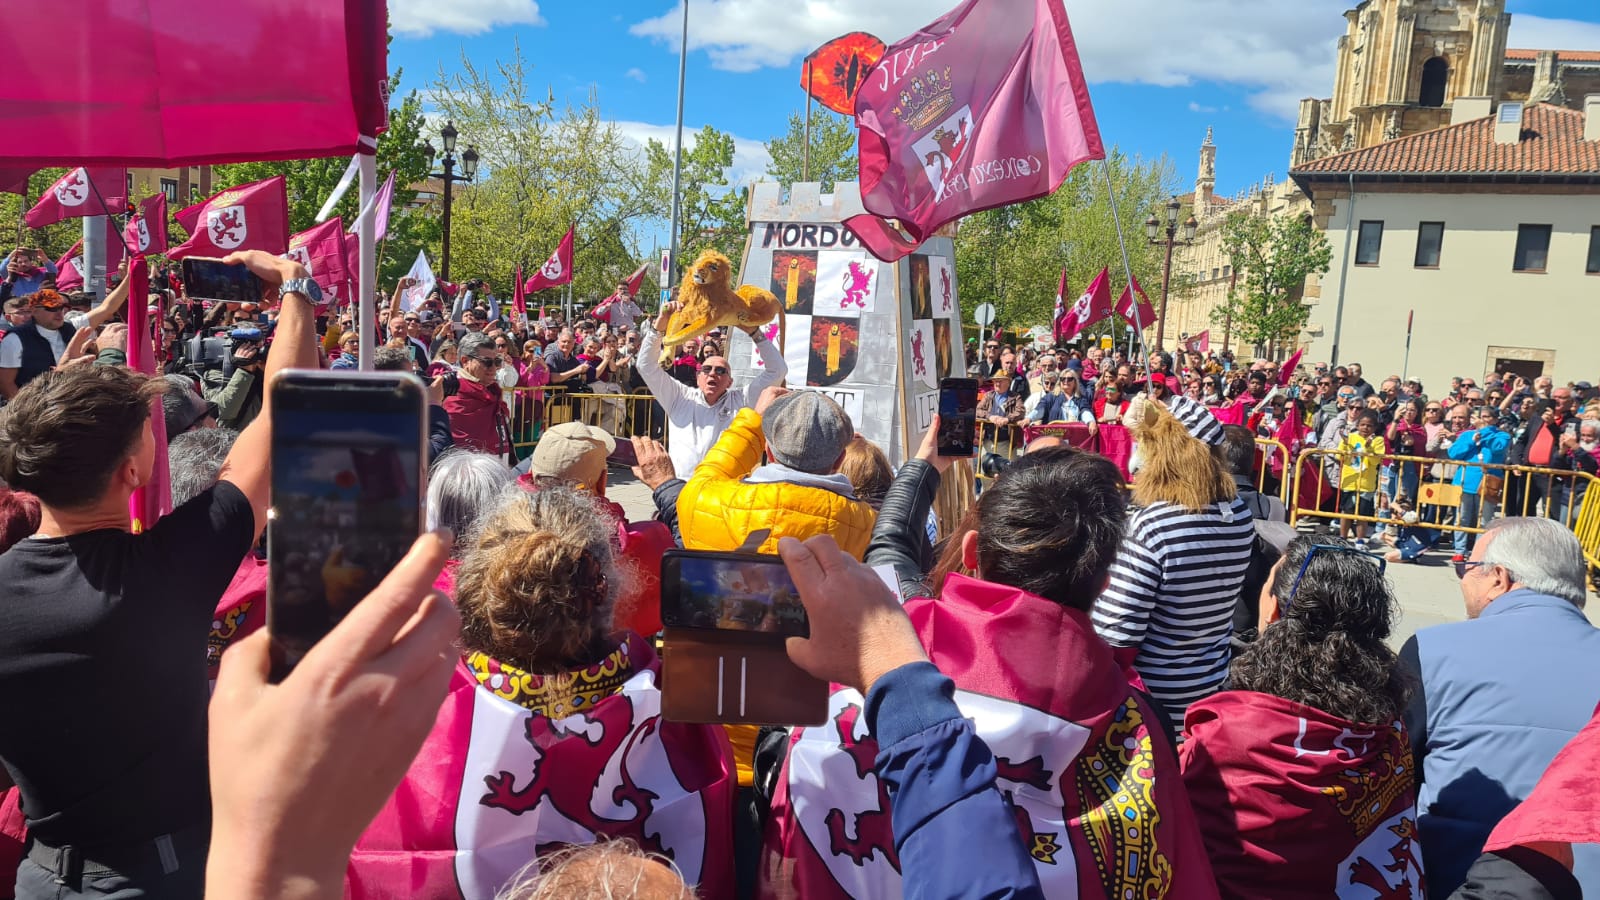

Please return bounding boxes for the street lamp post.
[1145,196,1197,351]
[424,121,479,282]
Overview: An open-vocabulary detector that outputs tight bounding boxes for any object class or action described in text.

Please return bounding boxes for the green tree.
[213,78,437,285]
[645,125,748,275]
[763,109,858,191]
[954,150,1177,343]
[1210,211,1332,354]
[1,168,82,263]
[429,45,656,306]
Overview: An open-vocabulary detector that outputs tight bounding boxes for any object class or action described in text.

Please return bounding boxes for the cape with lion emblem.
[759,574,1218,899]
[1180,691,1423,899]
[346,633,736,899]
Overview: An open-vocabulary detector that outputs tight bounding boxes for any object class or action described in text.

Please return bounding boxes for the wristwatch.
[279,277,323,305]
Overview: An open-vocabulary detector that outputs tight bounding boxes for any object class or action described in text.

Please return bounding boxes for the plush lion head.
[688,251,734,290]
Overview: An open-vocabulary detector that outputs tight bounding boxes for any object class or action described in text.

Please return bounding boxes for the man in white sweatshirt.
[637,300,787,478]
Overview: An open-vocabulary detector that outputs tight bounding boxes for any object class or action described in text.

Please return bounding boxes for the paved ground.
[607,462,1600,649]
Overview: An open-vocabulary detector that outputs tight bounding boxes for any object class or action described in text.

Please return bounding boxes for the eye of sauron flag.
[844,0,1104,262]
[802,32,888,116]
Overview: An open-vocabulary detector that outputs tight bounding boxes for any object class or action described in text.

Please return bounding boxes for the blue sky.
[388,0,1600,205]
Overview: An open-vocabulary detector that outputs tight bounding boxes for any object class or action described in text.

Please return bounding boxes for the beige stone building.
[126,166,213,207]
[1169,0,1600,368]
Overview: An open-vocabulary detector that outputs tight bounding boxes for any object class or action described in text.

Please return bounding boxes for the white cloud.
[630,0,1351,120]
[1188,101,1217,114]
[1506,15,1600,53]
[612,120,774,187]
[625,68,649,83]
[391,0,544,37]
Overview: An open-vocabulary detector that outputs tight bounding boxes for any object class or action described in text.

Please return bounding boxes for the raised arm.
[864,416,952,601]
[637,306,698,411]
[215,251,319,539]
[744,326,788,398]
[82,260,134,329]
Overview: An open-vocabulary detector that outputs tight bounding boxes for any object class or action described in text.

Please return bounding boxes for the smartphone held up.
[181,256,267,304]
[937,377,979,457]
[266,371,428,681]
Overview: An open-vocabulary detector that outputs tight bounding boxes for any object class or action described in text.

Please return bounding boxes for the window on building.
[1355,221,1384,265]
[1419,57,1449,108]
[1513,224,1552,273]
[160,178,178,203]
[1222,265,1231,279]
[1588,227,1600,275]
[1414,222,1445,268]
[1212,267,1219,280]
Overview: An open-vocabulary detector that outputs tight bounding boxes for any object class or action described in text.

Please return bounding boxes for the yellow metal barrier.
[506,385,669,458]
[1254,437,1291,505]
[1290,448,1596,551]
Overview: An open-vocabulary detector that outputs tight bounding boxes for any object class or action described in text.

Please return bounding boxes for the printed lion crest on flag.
[541,255,563,280]
[285,246,314,274]
[134,217,152,252]
[54,170,90,207]
[913,105,972,202]
[208,206,248,250]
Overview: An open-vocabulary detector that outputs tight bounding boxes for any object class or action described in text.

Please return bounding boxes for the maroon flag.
[1057,267,1113,343]
[1050,268,1068,341]
[1277,347,1304,386]
[123,194,169,259]
[24,167,126,228]
[0,167,33,195]
[761,574,1218,898]
[1181,692,1422,899]
[843,0,1104,261]
[125,259,172,533]
[286,217,351,310]
[348,641,736,898]
[522,226,574,293]
[53,241,84,292]
[168,176,290,260]
[1115,275,1156,329]
[1183,330,1210,354]
[511,264,527,323]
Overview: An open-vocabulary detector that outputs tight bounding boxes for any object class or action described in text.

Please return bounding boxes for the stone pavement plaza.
[604,466,1600,649]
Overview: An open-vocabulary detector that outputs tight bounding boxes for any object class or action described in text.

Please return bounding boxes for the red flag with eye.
[802,32,888,116]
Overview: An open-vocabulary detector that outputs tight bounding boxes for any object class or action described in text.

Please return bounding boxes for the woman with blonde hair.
[838,435,893,510]
[1092,397,1257,732]
[349,485,736,899]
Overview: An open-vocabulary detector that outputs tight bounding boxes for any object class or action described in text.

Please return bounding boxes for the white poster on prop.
[909,319,937,389]
[814,250,878,319]
[930,256,955,317]
[811,387,865,428]
[401,250,436,311]
[752,314,812,380]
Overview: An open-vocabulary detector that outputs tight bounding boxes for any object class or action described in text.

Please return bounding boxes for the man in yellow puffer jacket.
[677,385,876,558]
[675,385,877,809]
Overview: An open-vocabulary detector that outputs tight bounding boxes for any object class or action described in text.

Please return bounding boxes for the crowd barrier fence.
[507,385,667,459]
[1289,449,1600,570]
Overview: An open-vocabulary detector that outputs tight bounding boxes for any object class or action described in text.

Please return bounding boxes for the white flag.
[403,250,436,311]
[315,154,362,223]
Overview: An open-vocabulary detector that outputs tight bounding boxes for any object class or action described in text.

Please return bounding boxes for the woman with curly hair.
[1180,536,1419,899]
[349,485,736,899]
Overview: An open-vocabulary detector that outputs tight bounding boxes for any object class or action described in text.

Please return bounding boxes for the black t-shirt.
[0,482,255,847]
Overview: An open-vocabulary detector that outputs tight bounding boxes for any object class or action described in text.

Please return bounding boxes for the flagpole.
[803,67,813,183]
[1401,310,1413,383]
[357,147,377,372]
[666,0,690,283]
[1097,157,1153,374]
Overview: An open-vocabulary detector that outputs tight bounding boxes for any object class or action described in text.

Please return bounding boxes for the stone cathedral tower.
[1292,0,1510,166]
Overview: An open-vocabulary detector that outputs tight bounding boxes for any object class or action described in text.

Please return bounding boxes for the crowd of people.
[0,250,1598,899]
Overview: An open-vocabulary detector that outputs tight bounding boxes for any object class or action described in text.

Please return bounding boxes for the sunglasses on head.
[700,365,729,376]
[1288,544,1387,607]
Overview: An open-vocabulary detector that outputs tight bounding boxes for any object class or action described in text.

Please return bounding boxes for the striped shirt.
[1166,394,1225,446]
[1092,496,1255,732]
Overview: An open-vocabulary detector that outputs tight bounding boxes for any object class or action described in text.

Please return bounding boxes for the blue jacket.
[1401,589,1600,898]
[866,662,1044,900]
[1449,427,1510,495]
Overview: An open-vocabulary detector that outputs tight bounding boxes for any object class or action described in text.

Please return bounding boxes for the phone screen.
[662,552,808,638]
[181,257,266,304]
[267,372,426,679]
[937,377,979,456]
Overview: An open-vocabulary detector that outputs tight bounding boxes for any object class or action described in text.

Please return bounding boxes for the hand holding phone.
[267,371,428,681]
[776,535,928,694]
[936,377,978,457]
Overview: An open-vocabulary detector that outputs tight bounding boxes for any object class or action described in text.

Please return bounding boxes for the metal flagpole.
[803,67,813,183]
[1401,309,1413,383]
[357,145,377,371]
[83,215,106,299]
[666,0,690,284]
[1098,157,1153,374]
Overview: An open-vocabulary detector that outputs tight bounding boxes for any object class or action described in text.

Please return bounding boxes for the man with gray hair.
[1400,516,1600,897]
